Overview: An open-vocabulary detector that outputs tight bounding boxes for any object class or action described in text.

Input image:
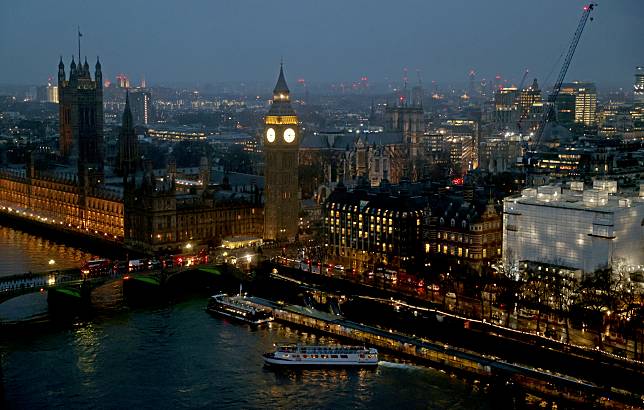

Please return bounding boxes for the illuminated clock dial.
[283,128,295,143]
[266,128,276,143]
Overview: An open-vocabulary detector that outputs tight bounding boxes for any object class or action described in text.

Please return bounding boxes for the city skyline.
[1,0,642,88]
[1,2,643,408]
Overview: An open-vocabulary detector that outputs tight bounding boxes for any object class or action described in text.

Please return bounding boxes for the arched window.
[462,220,467,229]
[439,217,444,225]
[450,218,455,227]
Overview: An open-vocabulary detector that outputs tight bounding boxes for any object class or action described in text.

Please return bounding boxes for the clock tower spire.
[263,63,300,242]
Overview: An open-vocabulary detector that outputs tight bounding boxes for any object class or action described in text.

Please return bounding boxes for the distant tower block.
[263,64,300,242]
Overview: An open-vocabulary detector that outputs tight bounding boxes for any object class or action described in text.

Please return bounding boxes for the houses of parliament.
[0,53,302,254]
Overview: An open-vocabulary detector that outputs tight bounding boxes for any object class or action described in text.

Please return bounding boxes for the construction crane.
[517,68,529,92]
[532,3,596,148]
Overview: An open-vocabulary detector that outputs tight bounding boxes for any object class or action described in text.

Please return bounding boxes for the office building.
[130,89,153,125]
[557,82,597,126]
[634,66,644,107]
[494,87,519,129]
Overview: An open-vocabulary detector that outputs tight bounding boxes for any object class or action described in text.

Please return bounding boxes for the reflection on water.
[2,298,492,409]
[0,225,96,277]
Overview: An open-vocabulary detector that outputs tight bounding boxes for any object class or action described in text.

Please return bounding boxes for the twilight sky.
[0,0,642,88]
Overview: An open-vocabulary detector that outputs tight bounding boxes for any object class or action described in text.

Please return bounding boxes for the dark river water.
[0,225,494,409]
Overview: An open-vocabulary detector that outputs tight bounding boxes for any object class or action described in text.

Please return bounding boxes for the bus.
[81,259,112,277]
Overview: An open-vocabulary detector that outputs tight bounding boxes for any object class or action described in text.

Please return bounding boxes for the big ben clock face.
[283,128,296,143]
[266,128,276,143]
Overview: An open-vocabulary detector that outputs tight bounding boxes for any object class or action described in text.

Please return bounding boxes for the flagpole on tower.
[77,26,82,63]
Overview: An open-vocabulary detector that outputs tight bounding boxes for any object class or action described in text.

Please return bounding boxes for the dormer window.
[450,219,455,227]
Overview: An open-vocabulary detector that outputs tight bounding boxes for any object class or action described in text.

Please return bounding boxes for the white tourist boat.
[263,344,378,367]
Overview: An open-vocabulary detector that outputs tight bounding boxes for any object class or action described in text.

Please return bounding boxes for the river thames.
[0,225,494,409]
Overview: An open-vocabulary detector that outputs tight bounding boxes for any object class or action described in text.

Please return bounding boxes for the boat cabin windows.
[340,354,348,359]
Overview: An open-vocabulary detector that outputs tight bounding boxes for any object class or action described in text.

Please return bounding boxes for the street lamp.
[185,243,193,250]
[48,259,56,266]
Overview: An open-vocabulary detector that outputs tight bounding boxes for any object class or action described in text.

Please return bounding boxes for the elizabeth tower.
[263,64,299,242]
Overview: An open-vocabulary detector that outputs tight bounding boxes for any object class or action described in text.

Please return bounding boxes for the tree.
[520,266,552,335]
[496,248,522,327]
[576,267,619,348]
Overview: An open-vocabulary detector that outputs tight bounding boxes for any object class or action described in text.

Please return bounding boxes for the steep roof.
[273,63,290,94]
[267,63,296,117]
[300,131,404,150]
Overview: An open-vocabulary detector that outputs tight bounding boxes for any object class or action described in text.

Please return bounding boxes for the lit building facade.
[147,127,206,142]
[123,166,263,253]
[503,183,644,275]
[47,83,59,104]
[558,82,597,126]
[634,66,644,107]
[428,198,503,273]
[634,67,644,133]
[0,166,124,239]
[494,87,519,128]
[323,182,425,272]
[518,78,543,132]
[130,89,153,125]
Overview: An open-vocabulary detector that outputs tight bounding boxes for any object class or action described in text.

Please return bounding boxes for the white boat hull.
[263,354,378,367]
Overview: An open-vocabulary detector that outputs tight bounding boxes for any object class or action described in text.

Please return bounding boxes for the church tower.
[118,91,139,178]
[263,64,300,242]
